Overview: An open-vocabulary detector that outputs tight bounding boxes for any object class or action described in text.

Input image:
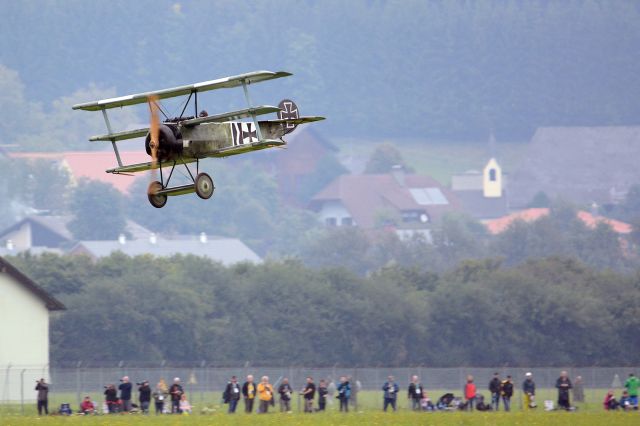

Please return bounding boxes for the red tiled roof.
[10,151,149,193]
[485,208,632,235]
[576,211,632,234]
[485,208,550,234]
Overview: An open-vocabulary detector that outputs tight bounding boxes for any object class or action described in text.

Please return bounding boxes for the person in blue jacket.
[336,376,352,412]
[382,375,400,412]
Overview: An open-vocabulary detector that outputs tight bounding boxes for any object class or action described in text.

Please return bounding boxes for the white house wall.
[316,201,354,226]
[1,223,32,252]
[0,274,51,401]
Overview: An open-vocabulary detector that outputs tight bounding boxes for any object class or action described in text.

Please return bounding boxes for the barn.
[0,256,65,401]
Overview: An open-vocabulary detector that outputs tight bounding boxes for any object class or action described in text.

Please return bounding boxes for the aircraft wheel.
[147,181,167,208]
[195,172,215,199]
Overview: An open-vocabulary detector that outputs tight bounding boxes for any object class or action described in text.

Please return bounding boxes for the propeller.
[147,95,160,195]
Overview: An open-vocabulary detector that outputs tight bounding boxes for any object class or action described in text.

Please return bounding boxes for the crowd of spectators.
[34,371,639,415]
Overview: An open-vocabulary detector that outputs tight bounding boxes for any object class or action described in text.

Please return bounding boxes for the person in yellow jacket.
[257,376,274,414]
[242,375,257,413]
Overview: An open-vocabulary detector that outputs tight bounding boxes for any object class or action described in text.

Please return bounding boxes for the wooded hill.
[2,0,640,144]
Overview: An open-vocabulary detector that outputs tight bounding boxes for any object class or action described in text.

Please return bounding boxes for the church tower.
[483,157,502,198]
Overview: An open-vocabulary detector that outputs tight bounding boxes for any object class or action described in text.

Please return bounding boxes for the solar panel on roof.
[409,188,449,206]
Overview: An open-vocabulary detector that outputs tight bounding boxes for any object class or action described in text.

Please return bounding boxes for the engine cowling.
[145,124,183,162]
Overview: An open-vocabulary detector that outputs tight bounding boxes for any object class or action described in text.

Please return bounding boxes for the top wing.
[72,70,292,112]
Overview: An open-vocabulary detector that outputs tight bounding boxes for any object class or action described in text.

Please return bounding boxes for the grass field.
[335,138,528,185]
[0,409,638,426]
[1,390,638,425]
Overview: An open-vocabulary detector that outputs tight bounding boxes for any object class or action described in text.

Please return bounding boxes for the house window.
[325,217,337,226]
[489,169,497,181]
[341,217,353,226]
[401,210,428,223]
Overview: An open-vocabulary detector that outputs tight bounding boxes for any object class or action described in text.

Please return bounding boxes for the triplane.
[72,70,324,208]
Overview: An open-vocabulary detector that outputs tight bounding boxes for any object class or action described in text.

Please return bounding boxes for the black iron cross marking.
[242,127,257,142]
[278,100,299,129]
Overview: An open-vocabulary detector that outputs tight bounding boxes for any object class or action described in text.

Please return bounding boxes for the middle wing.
[89,105,281,142]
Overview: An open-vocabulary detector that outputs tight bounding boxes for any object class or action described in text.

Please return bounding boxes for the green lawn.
[1,390,638,425]
[0,410,638,426]
[336,138,528,185]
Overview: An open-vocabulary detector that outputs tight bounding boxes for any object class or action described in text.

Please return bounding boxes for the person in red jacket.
[80,396,95,414]
[603,389,619,410]
[464,375,477,411]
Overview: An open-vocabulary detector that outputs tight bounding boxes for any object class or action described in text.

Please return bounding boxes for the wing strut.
[241,80,264,142]
[101,109,123,167]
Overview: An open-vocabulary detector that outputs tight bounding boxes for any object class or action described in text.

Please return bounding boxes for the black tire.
[195,173,215,199]
[147,181,167,208]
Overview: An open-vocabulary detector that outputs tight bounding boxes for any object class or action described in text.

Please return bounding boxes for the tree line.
[8,251,640,367]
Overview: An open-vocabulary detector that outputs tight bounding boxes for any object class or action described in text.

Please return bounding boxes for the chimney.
[149,233,157,244]
[391,164,405,187]
[591,202,599,217]
[199,232,208,244]
[118,234,126,245]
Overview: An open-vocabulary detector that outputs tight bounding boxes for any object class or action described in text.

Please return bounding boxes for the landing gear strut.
[146,160,215,208]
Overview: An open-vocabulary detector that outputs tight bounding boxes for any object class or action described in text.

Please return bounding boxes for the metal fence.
[2,365,637,412]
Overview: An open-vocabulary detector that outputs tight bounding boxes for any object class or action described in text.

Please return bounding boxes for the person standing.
[500,375,514,412]
[556,371,573,410]
[573,375,584,403]
[35,378,49,415]
[169,377,184,414]
[242,375,257,413]
[152,380,168,415]
[464,375,477,411]
[257,376,274,414]
[624,373,639,408]
[118,376,133,412]
[407,375,424,411]
[104,384,118,413]
[489,372,501,411]
[382,375,399,412]
[302,377,316,413]
[138,380,151,414]
[278,377,293,412]
[223,375,242,414]
[522,372,536,409]
[337,376,351,412]
[318,379,328,411]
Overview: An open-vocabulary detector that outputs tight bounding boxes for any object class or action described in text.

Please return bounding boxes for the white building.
[0,257,65,402]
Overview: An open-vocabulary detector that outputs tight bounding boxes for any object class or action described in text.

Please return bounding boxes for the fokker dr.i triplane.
[72,70,324,208]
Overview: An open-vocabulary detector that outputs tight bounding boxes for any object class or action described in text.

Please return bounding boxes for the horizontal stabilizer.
[181,105,281,127]
[72,70,292,111]
[89,127,149,142]
[261,116,325,125]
